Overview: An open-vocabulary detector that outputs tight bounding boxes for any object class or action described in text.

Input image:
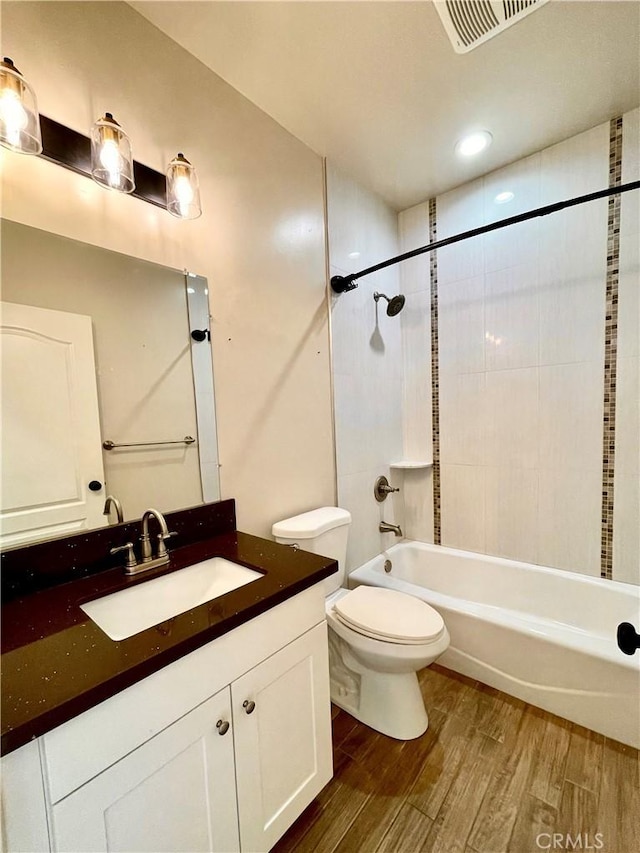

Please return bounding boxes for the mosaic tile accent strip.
[429,197,442,545]
[601,116,623,580]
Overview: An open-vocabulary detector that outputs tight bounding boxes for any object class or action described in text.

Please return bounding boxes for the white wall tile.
[484,467,538,564]
[484,264,539,371]
[539,123,609,205]
[438,177,486,238]
[401,469,434,543]
[484,219,539,274]
[401,288,432,459]
[539,362,603,472]
[370,376,405,468]
[538,281,605,367]
[621,108,639,239]
[537,468,601,576]
[338,471,380,571]
[485,368,539,469]
[538,224,606,366]
[399,203,430,294]
[439,274,485,374]
[440,372,486,466]
[440,464,485,553]
[483,152,541,223]
[613,473,640,586]
[618,219,640,360]
[437,178,485,284]
[333,372,362,476]
[615,357,640,481]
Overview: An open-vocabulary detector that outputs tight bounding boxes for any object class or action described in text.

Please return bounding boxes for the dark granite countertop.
[1,503,336,755]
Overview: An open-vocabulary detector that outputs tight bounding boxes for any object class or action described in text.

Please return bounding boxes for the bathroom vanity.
[1,500,337,853]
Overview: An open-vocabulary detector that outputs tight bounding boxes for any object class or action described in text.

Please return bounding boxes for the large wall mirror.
[0,219,220,546]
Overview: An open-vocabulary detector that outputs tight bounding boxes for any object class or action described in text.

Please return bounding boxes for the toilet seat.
[332,586,445,645]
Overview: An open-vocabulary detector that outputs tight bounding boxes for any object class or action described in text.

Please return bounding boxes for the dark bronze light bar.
[39,115,167,209]
[330,180,640,293]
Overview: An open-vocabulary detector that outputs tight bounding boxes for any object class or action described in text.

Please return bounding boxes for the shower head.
[374,291,406,317]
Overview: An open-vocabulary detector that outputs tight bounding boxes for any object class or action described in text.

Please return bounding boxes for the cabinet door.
[50,688,239,853]
[232,622,332,853]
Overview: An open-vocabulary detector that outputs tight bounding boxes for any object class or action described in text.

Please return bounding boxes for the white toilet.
[272,507,450,740]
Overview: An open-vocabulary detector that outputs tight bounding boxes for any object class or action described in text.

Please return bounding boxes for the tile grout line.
[600,115,623,580]
[429,197,442,545]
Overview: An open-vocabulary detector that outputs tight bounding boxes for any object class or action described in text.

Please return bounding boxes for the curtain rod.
[330,180,640,293]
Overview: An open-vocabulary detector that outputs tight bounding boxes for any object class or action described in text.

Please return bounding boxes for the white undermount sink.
[80,557,263,641]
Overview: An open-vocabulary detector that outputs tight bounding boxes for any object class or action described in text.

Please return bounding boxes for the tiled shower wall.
[327,163,404,571]
[399,110,639,584]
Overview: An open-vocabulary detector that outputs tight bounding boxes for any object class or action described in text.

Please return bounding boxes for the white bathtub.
[349,541,640,748]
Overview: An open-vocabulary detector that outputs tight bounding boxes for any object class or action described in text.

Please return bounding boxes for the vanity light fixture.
[90,113,135,193]
[166,153,201,219]
[455,130,493,157]
[0,57,42,155]
[1,66,201,216]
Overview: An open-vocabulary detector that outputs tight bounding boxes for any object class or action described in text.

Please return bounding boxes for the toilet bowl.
[272,507,450,740]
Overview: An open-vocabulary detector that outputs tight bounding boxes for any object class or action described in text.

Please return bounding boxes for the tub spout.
[379,521,402,537]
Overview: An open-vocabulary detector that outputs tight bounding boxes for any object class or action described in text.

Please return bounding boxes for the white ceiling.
[131,0,640,210]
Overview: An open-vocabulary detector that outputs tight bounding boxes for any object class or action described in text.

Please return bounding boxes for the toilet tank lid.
[272,507,351,539]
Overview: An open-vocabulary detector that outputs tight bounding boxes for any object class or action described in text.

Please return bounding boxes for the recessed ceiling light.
[348,251,361,259]
[494,191,515,204]
[455,130,493,157]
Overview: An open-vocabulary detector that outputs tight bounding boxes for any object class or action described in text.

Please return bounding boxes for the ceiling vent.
[435,0,551,53]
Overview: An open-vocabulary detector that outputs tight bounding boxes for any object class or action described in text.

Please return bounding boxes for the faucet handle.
[157,530,177,558]
[110,542,137,569]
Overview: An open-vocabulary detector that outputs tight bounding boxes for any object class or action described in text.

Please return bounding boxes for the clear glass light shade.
[0,58,42,155]
[91,113,135,193]
[166,153,202,219]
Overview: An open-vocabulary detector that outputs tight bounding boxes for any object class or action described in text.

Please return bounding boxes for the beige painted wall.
[0,1,336,537]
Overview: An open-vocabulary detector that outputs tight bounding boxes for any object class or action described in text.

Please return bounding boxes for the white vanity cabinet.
[232,621,332,852]
[51,687,239,853]
[1,585,332,853]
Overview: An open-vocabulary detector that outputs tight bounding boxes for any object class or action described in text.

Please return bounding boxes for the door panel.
[1,302,105,544]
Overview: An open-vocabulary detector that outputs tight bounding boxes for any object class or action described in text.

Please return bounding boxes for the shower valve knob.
[374,476,400,502]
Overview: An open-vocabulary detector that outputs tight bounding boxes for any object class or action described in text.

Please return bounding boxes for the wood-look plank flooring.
[273,665,639,853]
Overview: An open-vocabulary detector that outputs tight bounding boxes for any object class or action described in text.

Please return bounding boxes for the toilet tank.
[272,507,351,595]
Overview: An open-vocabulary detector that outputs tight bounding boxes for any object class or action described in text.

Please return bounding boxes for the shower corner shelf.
[389,460,433,470]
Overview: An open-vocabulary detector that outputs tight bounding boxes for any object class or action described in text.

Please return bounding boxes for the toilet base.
[331,668,429,740]
[328,630,430,740]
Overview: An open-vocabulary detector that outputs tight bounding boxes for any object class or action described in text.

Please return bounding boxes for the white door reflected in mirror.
[0,302,106,546]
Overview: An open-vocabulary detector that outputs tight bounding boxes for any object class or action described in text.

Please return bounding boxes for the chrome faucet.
[140,508,174,563]
[379,521,403,537]
[103,495,124,524]
[110,509,177,576]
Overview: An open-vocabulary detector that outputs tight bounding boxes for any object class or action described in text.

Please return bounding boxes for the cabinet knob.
[216,719,230,735]
[243,699,256,715]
